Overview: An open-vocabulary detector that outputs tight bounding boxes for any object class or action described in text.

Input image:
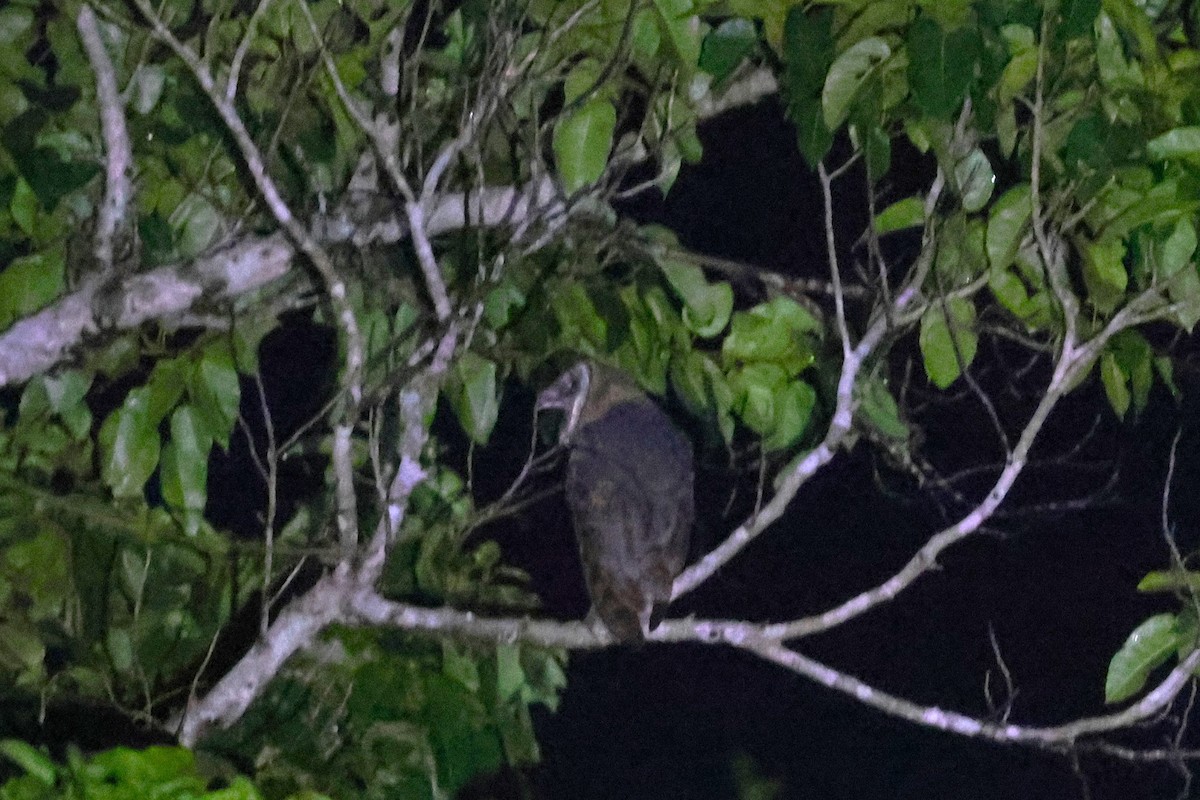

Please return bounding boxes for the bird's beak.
[536,364,589,444]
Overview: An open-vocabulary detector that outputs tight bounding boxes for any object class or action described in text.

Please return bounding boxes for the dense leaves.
[5,0,1200,794]
[0,742,314,800]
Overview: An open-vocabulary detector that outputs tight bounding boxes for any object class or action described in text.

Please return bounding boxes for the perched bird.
[537,361,694,642]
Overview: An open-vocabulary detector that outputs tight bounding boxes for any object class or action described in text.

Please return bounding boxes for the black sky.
[520,100,1200,800]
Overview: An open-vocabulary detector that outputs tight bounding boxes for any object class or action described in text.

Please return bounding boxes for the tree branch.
[76,6,133,277]
[0,175,563,389]
[746,637,1200,749]
[672,174,945,599]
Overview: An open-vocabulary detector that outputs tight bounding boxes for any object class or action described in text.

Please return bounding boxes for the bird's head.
[536,361,645,444]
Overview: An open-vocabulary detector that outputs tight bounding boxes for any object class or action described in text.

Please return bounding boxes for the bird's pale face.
[535,362,591,444]
[537,361,649,445]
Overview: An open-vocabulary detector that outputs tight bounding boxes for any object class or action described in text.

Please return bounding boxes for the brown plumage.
[537,362,694,642]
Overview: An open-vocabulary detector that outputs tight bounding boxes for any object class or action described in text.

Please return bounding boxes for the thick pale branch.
[176,568,349,744]
[76,6,133,275]
[748,638,1200,748]
[192,588,1200,756]
[0,234,292,387]
[0,177,559,389]
[347,592,606,649]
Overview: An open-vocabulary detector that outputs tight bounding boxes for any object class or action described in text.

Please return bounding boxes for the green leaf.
[362,308,392,364]
[0,622,44,672]
[986,184,1031,271]
[822,37,891,130]
[1105,613,1182,704]
[1137,570,1200,593]
[129,64,167,115]
[1100,178,1196,241]
[997,49,1037,103]
[934,213,987,288]
[875,196,924,234]
[0,740,56,786]
[783,8,835,168]
[1095,11,1145,89]
[10,176,36,236]
[1100,352,1130,418]
[652,0,703,69]
[1158,218,1197,279]
[792,96,833,168]
[447,353,500,444]
[727,360,816,449]
[860,123,891,179]
[99,388,162,498]
[1156,220,1195,283]
[144,359,187,426]
[442,641,481,692]
[1146,127,1200,160]
[18,148,99,211]
[1166,262,1200,330]
[906,15,980,119]
[730,363,787,434]
[553,283,607,350]
[670,351,734,442]
[659,260,733,337]
[553,99,616,193]
[484,282,525,330]
[106,628,135,673]
[954,149,995,212]
[919,297,977,388]
[563,58,603,105]
[858,375,910,441]
[1058,0,1101,39]
[784,7,834,95]
[700,19,756,82]
[160,405,212,535]
[1109,329,1153,411]
[631,8,662,62]
[762,379,816,451]
[0,7,34,46]
[190,346,241,449]
[0,249,65,331]
[1154,355,1181,398]
[496,643,524,702]
[171,194,222,259]
[20,369,91,423]
[232,314,279,373]
[838,0,912,47]
[88,746,204,791]
[722,297,820,374]
[1081,235,1128,313]
[207,776,264,800]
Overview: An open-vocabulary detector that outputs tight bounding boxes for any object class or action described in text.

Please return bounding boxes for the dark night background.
[508,101,1200,799]
[224,100,1200,799]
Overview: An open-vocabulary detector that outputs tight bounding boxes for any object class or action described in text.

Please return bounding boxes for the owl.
[537,361,694,642]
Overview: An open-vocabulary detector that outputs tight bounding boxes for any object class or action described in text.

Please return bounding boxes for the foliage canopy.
[3,0,1200,794]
